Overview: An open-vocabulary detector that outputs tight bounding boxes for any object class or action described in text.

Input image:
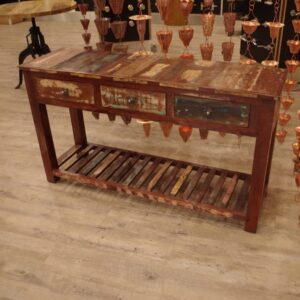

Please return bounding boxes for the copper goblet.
[200,42,214,61]
[281,96,295,110]
[284,79,297,93]
[200,13,215,37]
[285,60,300,74]
[276,129,287,144]
[111,20,127,42]
[156,30,173,56]
[242,20,260,36]
[108,0,125,16]
[179,27,194,59]
[156,0,171,25]
[278,112,292,127]
[223,12,236,36]
[287,40,300,55]
[221,41,234,62]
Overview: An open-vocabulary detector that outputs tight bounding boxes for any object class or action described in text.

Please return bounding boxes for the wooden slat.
[206,172,227,205]
[221,174,239,207]
[68,146,104,173]
[193,169,216,203]
[147,161,172,191]
[110,155,141,183]
[79,148,112,176]
[170,165,193,196]
[99,152,130,180]
[235,177,251,211]
[91,150,121,178]
[182,167,205,200]
[157,163,182,193]
[61,145,94,171]
[134,158,162,189]
[123,156,151,186]
[57,145,83,166]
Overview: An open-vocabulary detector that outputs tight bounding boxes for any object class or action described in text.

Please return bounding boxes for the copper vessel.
[179,0,194,21]
[179,27,194,47]
[200,13,215,37]
[199,129,209,140]
[278,112,292,127]
[295,174,300,187]
[261,60,278,67]
[179,126,192,143]
[156,0,171,24]
[292,19,300,34]
[281,96,295,110]
[287,40,300,55]
[130,15,151,43]
[223,12,236,36]
[94,18,110,42]
[160,122,173,137]
[93,0,105,11]
[293,143,299,156]
[108,0,125,15]
[285,60,299,73]
[156,30,173,55]
[80,19,90,31]
[276,130,287,144]
[284,79,297,93]
[242,20,259,35]
[298,109,300,120]
[296,126,300,139]
[295,0,300,11]
[78,3,89,15]
[111,21,127,41]
[200,42,214,60]
[266,22,284,41]
[82,32,91,44]
[221,42,234,62]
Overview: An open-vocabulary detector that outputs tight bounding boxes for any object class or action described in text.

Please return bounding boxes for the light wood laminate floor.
[0,15,300,300]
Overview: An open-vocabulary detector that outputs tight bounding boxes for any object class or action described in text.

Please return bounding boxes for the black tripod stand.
[15,17,51,89]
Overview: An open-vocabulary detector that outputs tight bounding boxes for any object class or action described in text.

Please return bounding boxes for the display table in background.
[20,49,287,233]
[0,0,76,88]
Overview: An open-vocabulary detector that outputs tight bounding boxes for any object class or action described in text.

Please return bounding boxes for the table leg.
[69,109,87,147]
[244,103,276,233]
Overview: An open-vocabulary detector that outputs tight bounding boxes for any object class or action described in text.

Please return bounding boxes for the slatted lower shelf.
[54,143,251,221]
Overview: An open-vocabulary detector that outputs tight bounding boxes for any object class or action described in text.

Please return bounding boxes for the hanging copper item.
[160,122,173,137]
[81,19,90,30]
[93,0,105,11]
[292,19,300,34]
[78,3,89,15]
[156,0,171,24]
[200,13,215,37]
[137,119,152,137]
[265,22,284,42]
[199,129,209,140]
[278,112,292,127]
[179,126,192,143]
[295,0,300,11]
[200,42,214,60]
[276,129,287,144]
[223,12,236,36]
[293,142,299,156]
[157,30,173,56]
[281,96,295,110]
[284,79,297,93]
[94,18,112,51]
[221,42,234,62]
[295,126,300,139]
[79,3,92,51]
[285,60,300,73]
[178,0,194,59]
[108,0,125,16]
[287,40,300,55]
[242,20,259,35]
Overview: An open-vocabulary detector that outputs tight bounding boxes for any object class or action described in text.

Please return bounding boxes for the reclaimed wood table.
[20,49,287,233]
[0,0,77,88]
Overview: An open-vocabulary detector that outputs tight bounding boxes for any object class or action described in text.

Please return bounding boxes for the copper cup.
[200,13,215,37]
[293,143,299,156]
[108,0,125,15]
[242,20,259,35]
[266,22,284,41]
[221,41,234,62]
[278,112,292,127]
[179,126,192,143]
[94,18,110,42]
[276,130,287,144]
[287,40,300,55]
[296,126,300,139]
[200,42,214,61]
[82,32,91,44]
[285,60,300,73]
[179,27,194,48]
[295,0,300,11]
[130,15,151,43]
[156,0,171,23]
[223,12,236,36]
[292,19,300,34]
[179,0,194,20]
[93,0,105,11]
[284,79,297,93]
[199,129,209,140]
[156,30,173,54]
[80,19,90,31]
[281,96,295,110]
[111,21,127,41]
[78,3,89,15]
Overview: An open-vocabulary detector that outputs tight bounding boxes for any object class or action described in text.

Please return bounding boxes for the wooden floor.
[1,15,300,300]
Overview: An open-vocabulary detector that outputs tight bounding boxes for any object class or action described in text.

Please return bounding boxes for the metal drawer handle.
[127,96,138,106]
[56,88,69,97]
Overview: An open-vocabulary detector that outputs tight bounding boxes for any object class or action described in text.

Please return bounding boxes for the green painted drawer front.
[175,96,250,127]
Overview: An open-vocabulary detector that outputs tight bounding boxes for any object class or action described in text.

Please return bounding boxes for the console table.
[21,48,287,233]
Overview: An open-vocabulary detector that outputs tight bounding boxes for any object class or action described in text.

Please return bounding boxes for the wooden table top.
[21,48,287,99]
[0,0,77,18]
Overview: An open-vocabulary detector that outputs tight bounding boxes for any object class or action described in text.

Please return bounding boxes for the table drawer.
[100,85,166,115]
[34,78,94,105]
[175,96,250,127]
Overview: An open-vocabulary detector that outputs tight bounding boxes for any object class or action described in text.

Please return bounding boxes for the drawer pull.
[127,96,138,106]
[56,89,69,97]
